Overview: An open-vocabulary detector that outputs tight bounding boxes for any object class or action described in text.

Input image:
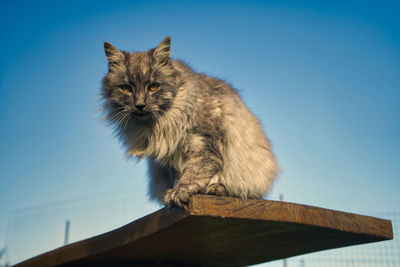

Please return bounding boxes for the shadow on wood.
[14,195,393,267]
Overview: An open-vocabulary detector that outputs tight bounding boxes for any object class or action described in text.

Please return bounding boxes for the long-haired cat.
[101,36,279,209]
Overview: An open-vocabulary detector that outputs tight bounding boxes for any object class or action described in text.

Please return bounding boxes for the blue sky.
[1,0,399,265]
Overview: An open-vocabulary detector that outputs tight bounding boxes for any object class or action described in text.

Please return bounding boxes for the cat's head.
[101,36,180,126]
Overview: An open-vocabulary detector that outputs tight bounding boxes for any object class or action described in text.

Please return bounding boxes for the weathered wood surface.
[14,195,393,267]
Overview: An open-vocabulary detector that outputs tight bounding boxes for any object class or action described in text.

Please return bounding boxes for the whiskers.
[149,108,166,124]
[108,107,131,130]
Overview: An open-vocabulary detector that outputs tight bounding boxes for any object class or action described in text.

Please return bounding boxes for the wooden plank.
[14,195,393,267]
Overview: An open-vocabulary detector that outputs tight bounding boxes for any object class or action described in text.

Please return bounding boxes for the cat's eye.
[148,83,160,92]
[120,85,132,93]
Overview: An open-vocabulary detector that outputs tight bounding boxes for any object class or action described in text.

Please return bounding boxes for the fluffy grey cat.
[101,36,279,209]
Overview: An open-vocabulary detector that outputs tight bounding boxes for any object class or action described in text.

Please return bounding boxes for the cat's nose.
[135,104,145,111]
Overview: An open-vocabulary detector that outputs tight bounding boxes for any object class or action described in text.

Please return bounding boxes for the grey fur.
[101,37,279,209]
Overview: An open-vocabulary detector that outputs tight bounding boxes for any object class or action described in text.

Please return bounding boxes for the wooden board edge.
[189,195,394,241]
[14,207,189,267]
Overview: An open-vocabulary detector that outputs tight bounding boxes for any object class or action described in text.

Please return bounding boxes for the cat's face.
[102,37,179,124]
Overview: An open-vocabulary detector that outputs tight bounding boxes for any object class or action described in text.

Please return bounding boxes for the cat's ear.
[104,42,124,65]
[153,36,171,66]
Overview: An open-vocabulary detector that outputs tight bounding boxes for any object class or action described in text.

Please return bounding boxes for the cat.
[101,36,279,210]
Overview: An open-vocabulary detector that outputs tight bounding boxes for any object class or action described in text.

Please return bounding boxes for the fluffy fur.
[101,37,279,209]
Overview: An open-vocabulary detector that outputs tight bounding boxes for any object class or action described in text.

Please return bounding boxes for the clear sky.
[1,0,399,265]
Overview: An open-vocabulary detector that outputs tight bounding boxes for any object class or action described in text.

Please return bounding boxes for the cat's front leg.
[164,152,223,210]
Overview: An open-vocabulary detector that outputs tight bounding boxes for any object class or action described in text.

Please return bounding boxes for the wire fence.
[281,212,400,267]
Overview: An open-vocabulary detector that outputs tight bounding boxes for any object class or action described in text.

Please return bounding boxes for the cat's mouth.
[132,111,152,119]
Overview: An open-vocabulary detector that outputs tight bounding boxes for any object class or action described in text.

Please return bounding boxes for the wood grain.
[14,195,393,267]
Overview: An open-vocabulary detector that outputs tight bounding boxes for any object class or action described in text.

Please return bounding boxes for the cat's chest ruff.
[129,115,188,161]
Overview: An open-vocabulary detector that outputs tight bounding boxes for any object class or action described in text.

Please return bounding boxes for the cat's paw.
[205,183,227,196]
[164,184,202,210]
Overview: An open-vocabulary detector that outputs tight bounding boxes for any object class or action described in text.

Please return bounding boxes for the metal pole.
[64,220,70,245]
[279,195,287,267]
